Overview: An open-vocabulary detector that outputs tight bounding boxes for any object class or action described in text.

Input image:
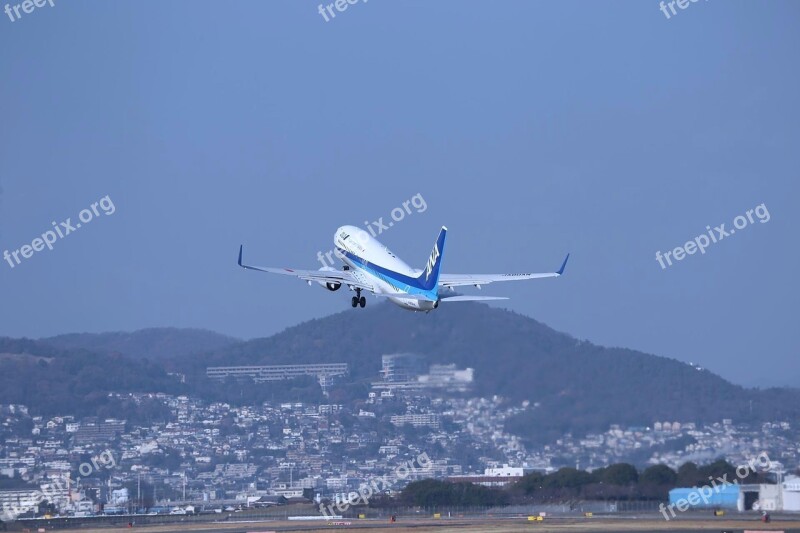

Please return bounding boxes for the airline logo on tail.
[416,226,446,294]
[425,244,440,281]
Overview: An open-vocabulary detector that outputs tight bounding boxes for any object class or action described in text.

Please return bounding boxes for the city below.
[1,353,798,522]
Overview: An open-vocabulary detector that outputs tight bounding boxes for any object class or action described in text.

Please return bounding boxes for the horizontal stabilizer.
[438,295,509,302]
[374,292,437,302]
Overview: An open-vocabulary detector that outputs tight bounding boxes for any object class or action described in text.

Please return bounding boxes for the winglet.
[238,245,244,267]
[557,253,570,276]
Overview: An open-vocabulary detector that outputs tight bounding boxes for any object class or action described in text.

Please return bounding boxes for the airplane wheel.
[351,297,358,308]
[359,296,366,308]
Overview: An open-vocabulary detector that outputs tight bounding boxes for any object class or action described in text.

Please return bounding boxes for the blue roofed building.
[669,484,742,511]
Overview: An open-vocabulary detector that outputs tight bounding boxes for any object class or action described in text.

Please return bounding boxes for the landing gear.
[351,288,367,308]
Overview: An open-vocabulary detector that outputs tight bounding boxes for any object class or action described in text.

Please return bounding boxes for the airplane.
[237,225,568,312]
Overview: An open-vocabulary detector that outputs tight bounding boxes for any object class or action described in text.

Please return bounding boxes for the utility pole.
[137,473,141,512]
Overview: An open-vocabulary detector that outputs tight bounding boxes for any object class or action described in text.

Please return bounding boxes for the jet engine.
[317,266,341,291]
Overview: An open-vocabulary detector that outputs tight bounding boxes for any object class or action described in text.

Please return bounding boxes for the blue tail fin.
[417,226,447,292]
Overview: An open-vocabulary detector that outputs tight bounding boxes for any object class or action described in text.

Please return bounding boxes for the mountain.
[0,337,179,422]
[2,305,798,445]
[174,302,800,443]
[41,328,239,360]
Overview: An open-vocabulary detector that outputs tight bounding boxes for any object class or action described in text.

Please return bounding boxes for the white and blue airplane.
[238,226,568,311]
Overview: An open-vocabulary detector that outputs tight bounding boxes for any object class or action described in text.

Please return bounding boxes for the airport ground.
[8,513,800,533]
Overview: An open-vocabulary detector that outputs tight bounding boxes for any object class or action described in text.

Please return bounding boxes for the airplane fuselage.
[334,225,438,311]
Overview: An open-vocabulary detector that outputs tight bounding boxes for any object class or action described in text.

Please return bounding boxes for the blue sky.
[1,1,798,387]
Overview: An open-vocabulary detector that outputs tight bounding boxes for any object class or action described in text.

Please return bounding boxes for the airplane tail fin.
[416,226,446,293]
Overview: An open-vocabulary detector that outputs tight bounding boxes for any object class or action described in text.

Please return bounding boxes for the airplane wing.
[438,254,569,289]
[237,245,374,292]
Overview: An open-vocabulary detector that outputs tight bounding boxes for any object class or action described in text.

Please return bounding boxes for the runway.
[22,515,800,533]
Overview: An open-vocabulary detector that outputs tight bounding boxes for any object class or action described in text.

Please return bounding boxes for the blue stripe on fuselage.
[337,247,438,301]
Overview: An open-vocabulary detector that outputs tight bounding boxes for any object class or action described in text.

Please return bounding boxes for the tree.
[400,479,509,507]
[516,472,546,495]
[677,462,703,487]
[640,464,677,486]
[698,459,736,483]
[600,463,639,485]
